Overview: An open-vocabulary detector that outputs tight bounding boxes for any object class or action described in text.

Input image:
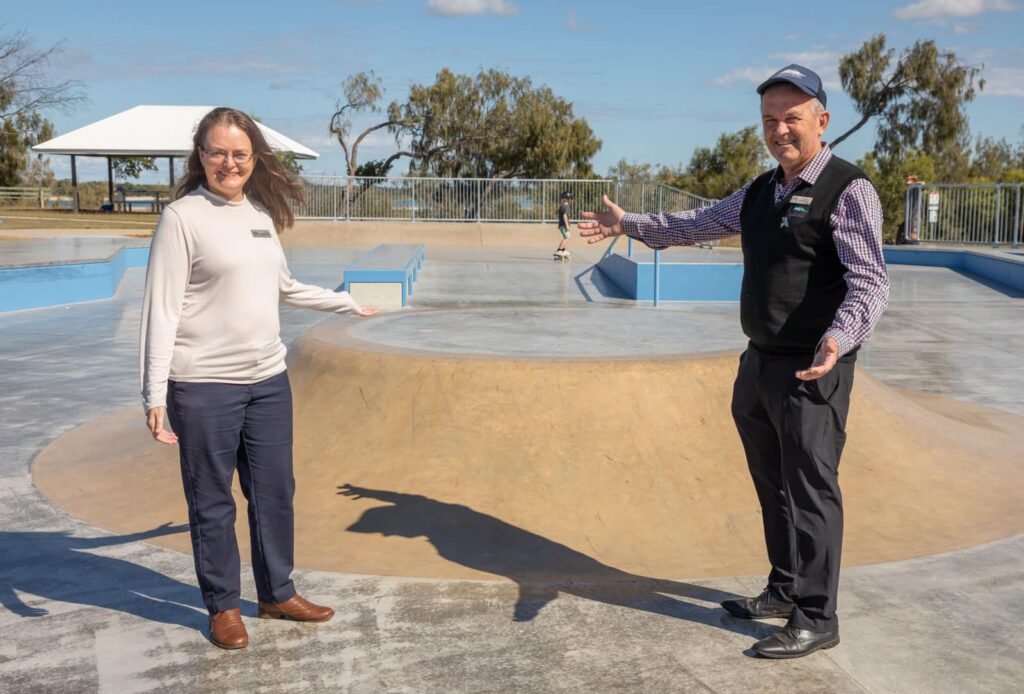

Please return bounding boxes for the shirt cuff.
[820,329,855,358]
[142,384,167,414]
[620,213,642,239]
[335,290,363,314]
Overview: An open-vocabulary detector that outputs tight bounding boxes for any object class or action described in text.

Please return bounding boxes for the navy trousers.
[166,371,297,613]
[730,345,854,632]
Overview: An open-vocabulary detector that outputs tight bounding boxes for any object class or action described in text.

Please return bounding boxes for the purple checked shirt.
[620,145,890,356]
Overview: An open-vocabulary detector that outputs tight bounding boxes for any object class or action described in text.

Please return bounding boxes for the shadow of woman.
[338,484,772,638]
[0,523,253,634]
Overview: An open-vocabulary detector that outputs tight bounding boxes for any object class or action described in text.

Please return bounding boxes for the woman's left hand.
[146,406,179,445]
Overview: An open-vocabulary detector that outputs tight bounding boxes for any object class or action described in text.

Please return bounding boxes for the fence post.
[653,248,661,308]
[914,185,924,242]
[994,184,1003,247]
[1014,185,1022,249]
[332,179,338,221]
[345,177,351,222]
[903,186,910,243]
[476,179,481,222]
[411,178,417,223]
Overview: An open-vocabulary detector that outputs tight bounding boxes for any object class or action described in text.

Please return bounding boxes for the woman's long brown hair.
[176,107,304,231]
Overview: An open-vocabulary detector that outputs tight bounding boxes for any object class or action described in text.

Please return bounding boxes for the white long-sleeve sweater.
[140,186,361,412]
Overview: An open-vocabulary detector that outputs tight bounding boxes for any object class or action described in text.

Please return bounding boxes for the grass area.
[0,207,159,230]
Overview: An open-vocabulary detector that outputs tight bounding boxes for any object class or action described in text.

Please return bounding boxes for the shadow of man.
[0,523,248,633]
[338,484,770,637]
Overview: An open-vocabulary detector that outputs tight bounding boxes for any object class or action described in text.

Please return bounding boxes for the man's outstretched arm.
[578,186,749,248]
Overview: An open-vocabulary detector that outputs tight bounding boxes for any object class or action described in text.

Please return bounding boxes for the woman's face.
[198,123,255,202]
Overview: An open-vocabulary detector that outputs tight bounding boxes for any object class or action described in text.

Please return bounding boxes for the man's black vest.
[738,155,866,358]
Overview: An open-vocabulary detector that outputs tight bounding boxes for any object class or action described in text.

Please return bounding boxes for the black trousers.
[731,345,854,631]
[166,371,297,613]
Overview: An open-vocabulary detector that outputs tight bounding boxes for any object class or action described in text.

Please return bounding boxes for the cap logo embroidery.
[778,69,805,78]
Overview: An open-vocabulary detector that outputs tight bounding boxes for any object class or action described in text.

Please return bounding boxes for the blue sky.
[13,0,1024,184]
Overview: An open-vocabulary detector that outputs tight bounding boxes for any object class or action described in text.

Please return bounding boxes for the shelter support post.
[106,157,114,209]
[70,155,79,213]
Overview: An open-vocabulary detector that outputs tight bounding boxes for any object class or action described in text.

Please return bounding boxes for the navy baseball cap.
[756,64,827,108]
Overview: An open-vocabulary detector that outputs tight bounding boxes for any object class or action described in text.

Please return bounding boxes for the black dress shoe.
[752,624,839,659]
[721,588,794,619]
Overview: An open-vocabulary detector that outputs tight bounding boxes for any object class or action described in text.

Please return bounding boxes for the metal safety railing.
[295,175,714,223]
[905,182,1023,247]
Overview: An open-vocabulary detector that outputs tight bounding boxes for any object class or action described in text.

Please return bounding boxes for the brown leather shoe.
[258,594,334,622]
[209,608,248,649]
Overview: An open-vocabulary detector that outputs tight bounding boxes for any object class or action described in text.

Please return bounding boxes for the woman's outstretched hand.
[146,406,178,445]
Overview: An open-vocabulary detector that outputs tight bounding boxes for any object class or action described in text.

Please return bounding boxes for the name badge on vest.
[251,229,272,238]
[787,195,813,220]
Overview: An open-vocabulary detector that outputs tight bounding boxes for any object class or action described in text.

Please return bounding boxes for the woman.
[140,107,375,649]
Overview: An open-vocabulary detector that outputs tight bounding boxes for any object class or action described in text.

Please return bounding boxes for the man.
[578,64,889,659]
[901,173,925,244]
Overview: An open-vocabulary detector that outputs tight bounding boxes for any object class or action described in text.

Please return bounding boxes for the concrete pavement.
[1,240,1022,693]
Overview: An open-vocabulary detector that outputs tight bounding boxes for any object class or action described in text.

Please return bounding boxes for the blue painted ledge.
[597,253,743,301]
[596,247,1024,301]
[882,247,1024,292]
[0,246,150,313]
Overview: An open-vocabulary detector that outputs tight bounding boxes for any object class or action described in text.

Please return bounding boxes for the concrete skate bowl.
[34,307,1024,583]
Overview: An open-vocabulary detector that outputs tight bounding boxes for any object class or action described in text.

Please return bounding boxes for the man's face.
[760,85,829,175]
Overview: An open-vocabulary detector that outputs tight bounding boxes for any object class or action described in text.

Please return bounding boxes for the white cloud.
[952,23,974,33]
[713,65,776,87]
[771,50,843,90]
[713,50,842,93]
[893,0,1016,20]
[983,66,1024,97]
[425,0,519,16]
[565,9,598,33]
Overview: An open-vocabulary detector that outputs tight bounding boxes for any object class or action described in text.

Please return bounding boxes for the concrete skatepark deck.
[4,230,1024,693]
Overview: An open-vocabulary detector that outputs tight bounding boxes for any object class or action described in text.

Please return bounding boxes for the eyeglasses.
[201,148,253,165]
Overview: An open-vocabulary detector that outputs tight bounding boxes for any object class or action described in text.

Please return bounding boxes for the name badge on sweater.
[790,195,813,205]
[251,229,272,238]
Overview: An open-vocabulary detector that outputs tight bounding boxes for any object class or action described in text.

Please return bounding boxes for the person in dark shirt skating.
[554,190,573,261]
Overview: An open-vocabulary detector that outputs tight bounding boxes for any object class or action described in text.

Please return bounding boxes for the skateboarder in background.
[554,191,573,261]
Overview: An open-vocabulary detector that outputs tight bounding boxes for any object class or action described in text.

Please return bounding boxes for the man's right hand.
[578,195,627,243]
[146,406,178,445]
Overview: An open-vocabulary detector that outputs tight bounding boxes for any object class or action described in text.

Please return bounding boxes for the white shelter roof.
[32,105,318,159]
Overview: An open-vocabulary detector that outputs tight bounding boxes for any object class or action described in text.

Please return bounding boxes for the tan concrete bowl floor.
[34,319,1024,583]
